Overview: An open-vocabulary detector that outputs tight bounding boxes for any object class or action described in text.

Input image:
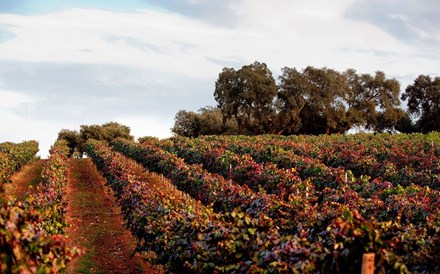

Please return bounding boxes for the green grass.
[75,249,100,274]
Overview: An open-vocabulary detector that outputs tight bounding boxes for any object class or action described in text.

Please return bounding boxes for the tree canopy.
[214,61,277,134]
[277,66,349,135]
[57,122,134,157]
[171,107,238,137]
[172,61,438,137]
[401,75,440,133]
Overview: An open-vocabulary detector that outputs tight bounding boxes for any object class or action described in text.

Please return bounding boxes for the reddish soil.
[3,160,45,199]
[65,158,162,274]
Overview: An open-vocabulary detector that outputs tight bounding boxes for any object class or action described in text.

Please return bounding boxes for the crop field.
[103,132,440,273]
[0,140,81,273]
[1,132,439,273]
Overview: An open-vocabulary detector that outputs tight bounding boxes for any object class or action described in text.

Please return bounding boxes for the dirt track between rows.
[65,158,161,274]
[4,160,45,199]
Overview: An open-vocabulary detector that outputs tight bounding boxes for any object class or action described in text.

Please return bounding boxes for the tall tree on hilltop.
[344,70,403,132]
[344,69,371,128]
[301,66,349,134]
[402,75,440,133]
[213,67,239,126]
[277,66,349,135]
[363,71,402,132]
[175,62,408,136]
[214,61,277,135]
[276,67,308,134]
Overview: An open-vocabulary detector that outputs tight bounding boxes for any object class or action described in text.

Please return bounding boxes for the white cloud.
[0,89,36,108]
[230,0,413,71]
[0,8,231,77]
[346,0,440,46]
[0,4,418,78]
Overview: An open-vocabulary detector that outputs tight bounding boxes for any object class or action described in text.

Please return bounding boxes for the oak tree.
[402,75,440,133]
[214,61,277,134]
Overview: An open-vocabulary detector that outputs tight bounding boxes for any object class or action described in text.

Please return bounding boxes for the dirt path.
[3,160,45,199]
[65,158,160,274]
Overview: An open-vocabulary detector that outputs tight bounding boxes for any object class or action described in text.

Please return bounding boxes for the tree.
[80,122,133,143]
[176,62,411,136]
[394,110,415,133]
[171,107,238,137]
[402,75,440,133]
[197,106,238,135]
[57,129,81,157]
[301,66,349,134]
[214,67,240,127]
[276,67,308,134]
[171,110,201,138]
[214,61,277,134]
[57,122,134,157]
[345,70,403,132]
[344,69,372,128]
[277,66,349,135]
[361,71,402,132]
[78,122,133,154]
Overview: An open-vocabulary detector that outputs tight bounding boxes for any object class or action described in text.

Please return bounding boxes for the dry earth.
[64,158,162,274]
[3,160,45,199]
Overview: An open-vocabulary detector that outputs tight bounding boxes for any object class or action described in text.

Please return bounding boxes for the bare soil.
[65,158,162,274]
[3,160,45,199]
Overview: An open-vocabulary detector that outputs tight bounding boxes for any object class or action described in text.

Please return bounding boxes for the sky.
[0,0,439,157]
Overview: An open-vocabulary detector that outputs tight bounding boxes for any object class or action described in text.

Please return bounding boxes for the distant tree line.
[172,61,439,137]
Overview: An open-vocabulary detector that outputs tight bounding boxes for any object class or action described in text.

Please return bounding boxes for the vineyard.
[0,141,39,191]
[0,140,81,273]
[1,132,439,273]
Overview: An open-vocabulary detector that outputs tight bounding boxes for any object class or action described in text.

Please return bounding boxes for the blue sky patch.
[0,30,16,43]
[0,0,160,15]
